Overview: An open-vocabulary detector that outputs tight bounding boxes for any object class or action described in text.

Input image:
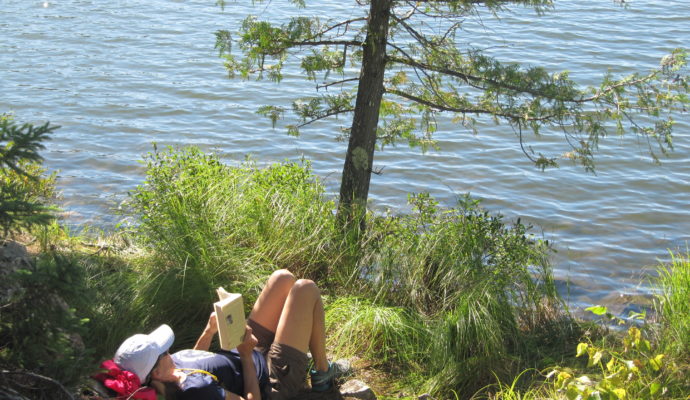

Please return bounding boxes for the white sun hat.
[113,324,175,383]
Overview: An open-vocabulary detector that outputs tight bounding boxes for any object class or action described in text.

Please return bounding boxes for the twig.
[317,77,359,90]
[0,370,74,400]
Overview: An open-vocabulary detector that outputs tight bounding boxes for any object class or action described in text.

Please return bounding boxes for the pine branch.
[385,87,556,121]
[387,55,575,101]
[318,17,368,37]
[317,77,359,90]
[295,107,355,128]
[292,39,363,47]
[1,120,57,178]
[1,119,56,235]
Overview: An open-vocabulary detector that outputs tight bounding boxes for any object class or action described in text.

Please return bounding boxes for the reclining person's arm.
[194,312,218,351]
[235,326,261,400]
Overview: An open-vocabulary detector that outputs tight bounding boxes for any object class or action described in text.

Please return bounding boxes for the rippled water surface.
[2,0,689,313]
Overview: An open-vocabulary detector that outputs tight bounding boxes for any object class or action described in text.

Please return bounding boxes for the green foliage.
[547,306,683,400]
[0,160,58,234]
[125,146,342,343]
[5,145,682,399]
[358,193,554,316]
[470,369,556,400]
[425,286,522,395]
[325,297,425,367]
[329,192,561,397]
[216,1,688,171]
[655,251,690,358]
[120,147,562,397]
[129,146,338,276]
[0,252,91,386]
[0,117,54,174]
[0,116,57,236]
[476,255,690,400]
[72,240,143,361]
[3,146,687,398]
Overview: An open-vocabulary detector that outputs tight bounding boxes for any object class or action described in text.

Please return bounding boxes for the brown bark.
[336,0,393,229]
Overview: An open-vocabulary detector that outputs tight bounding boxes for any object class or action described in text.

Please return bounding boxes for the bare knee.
[292,278,319,296]
[269,269,296,288]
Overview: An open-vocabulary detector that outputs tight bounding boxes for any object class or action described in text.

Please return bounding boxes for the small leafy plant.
[548,306,671,400]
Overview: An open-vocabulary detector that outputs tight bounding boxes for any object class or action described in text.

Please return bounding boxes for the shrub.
[335,193,561,398]
[0,252,91,387]
[0,116,57,236]
[357,193,554,316]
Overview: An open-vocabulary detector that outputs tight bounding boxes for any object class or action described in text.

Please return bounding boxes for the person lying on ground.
[97,269,351,400]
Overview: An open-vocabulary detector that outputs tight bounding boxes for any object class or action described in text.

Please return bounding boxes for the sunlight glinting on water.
[1,0,689,314]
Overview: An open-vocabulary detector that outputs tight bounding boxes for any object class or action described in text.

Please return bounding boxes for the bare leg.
[309,294,328,372]
[274,279,329,372]
[248,269,296,333]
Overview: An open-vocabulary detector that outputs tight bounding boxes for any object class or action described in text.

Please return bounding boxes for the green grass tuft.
[656,251,690,358]
[325,296,425,367]
[122,146,344,345]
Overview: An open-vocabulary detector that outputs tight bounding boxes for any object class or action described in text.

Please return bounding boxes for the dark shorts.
[248,319,309,400]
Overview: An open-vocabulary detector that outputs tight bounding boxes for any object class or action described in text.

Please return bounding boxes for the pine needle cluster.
[0,115,57,236]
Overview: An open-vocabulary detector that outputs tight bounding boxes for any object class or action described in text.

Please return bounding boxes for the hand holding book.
[236,325,258,357]
[203,311,218,333]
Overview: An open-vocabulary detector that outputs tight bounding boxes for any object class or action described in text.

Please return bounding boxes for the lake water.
[2,0,689,315]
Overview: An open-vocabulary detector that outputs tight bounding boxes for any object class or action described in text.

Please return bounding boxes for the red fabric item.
[93,360,157,400]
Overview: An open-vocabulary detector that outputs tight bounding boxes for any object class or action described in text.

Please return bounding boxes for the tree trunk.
[336,0,392,229]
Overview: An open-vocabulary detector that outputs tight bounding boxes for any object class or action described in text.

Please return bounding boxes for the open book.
[214,287,245,350]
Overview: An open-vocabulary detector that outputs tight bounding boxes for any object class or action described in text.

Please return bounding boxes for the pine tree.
[0,116,57,236]
[215,0,688,228]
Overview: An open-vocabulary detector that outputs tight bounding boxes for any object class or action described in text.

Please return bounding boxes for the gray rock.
[0,240,29,260]
[0,241,31,302]
[340,379,376,400]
